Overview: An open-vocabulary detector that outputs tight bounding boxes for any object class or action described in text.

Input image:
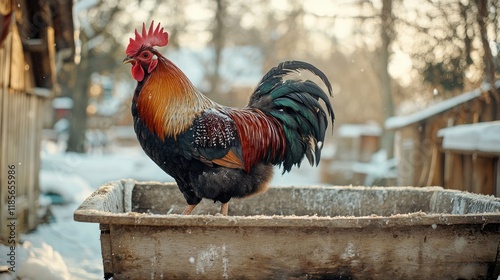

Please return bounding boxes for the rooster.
[124,21,334,215]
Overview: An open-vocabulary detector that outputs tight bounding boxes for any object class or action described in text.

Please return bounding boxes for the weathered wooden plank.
[0,44,44,241]
[473,156,495,195]
[107,223,499,279]
[9,22,24,91]
[0,0,62,243]
[444,152,465,191]
[99,224,114,278]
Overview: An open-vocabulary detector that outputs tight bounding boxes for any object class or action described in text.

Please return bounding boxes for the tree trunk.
[209,0,226,96]
[380,0,395,158]
[475,0,500,119]
[66,33,89,153]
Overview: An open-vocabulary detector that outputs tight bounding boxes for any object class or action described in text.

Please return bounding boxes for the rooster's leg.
[220,203,229,216]
[182,204,197,215]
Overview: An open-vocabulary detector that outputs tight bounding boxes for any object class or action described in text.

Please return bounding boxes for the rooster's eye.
[142,52,150,58]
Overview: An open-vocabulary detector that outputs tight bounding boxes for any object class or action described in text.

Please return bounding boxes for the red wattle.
[132,63,145,82]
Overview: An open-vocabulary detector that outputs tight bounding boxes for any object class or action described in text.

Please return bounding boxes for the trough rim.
[74,210,500,228]
[73,179,500,229]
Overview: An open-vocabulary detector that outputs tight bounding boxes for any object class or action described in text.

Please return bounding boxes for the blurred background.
[0,0,499,278]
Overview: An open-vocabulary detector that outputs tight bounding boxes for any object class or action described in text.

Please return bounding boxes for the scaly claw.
[182,204,197,215]
[220,203,229,216]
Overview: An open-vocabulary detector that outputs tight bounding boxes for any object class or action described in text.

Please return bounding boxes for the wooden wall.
[0,1,52,242]
[442,151,498,195]
[393,91,499,195]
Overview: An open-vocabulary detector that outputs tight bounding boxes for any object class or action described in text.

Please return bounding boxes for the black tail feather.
[255,61,333,96]
[248,60,335,172]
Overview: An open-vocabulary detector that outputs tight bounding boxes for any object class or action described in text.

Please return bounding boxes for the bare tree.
[475,0,500,118]
[398,0,499,100]
[475,0,497,84]
[344,0,396,157]
[380,0,395,158]
[66,2,126,152]
[207,0,227,96]
[65,32,89,153]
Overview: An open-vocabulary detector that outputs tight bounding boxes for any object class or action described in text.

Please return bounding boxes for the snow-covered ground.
[1,141,325,280]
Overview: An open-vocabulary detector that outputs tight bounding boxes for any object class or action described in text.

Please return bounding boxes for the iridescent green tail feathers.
[248,61,335,173]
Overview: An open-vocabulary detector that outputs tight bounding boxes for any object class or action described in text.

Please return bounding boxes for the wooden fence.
[0,5,50,242]
[0,89,46,242]
[386,82,500,196]
[1,0,73,243]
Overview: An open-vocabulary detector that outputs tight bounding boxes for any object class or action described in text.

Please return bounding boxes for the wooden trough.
[74,180,500,279]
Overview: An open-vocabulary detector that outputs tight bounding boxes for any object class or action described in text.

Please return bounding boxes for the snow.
[338,122,381,138]
[18,202,103,280]
[18,242,71,280]
[385,80,500,130]
[0,241,71,280]
[352,150,397,185]
[110,125,136,140]
[40,146,174,188]
[39,171,94,204]
[52,97,74,109]
[437,121,500,154]
[0,140,324,279]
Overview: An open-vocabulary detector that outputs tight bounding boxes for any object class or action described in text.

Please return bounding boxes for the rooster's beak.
[123,56,135,64]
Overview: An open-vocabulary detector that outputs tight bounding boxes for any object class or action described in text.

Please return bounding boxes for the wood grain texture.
[74,180,500,279]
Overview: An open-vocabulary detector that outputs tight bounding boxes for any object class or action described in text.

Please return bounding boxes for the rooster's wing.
[188,108,244,170]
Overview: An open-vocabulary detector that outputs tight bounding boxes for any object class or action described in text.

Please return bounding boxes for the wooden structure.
[75,180,500,279]
[321,123,382,185]
[385,82,500,195]
[438,121,500,195]
[0,0,74,242]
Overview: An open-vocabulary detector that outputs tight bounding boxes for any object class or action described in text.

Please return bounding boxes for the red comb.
[126,21,169,56]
